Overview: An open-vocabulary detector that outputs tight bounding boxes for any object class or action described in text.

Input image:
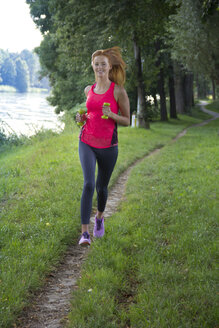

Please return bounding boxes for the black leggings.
[79,141,118,225]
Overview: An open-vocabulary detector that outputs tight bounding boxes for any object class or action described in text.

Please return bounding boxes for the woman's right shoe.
[79,231,91,246]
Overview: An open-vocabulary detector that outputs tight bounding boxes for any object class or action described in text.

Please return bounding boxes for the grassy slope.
[0,110,211,327]
[67,119,218,327]
[205,100,219,113]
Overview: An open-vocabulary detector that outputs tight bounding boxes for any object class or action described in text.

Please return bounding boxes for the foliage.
[20,49,49,88]
[168,0,219,84]
[15,58,29,92]
[25,0,218,120]
[0,48,50,92]
[0,57,16,86]
[26,0,54,33]
[0,126,7,145]
[26,0,176,119]
[0,119,59,152]
[0,128,22,147]
[201,0,219,20]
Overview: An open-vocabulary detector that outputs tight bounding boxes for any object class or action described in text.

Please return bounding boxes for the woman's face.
[92,55,112,79]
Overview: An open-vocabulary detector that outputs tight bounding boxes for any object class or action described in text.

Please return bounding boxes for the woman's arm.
[103,85,130,126]
[84,85,92,97]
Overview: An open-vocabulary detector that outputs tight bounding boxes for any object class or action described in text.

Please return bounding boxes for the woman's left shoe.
[93,216,104,238]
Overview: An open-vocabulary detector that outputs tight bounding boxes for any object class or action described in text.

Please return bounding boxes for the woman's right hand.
[77,112,88,122]
[76,112,83,123]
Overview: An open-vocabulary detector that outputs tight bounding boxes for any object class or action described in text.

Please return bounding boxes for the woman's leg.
[79,141,96,232]
[96,146,118,216]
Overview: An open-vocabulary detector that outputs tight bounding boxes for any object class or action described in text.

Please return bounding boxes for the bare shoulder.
[114,84,127,102]
[84,85,92,97]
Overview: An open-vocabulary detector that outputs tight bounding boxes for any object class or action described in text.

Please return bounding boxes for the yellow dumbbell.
[101,102,110,119]
[77,108,86,126]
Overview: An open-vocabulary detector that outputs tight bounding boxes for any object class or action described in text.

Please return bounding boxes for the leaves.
[26,0,176,115]
[168,0,219,83]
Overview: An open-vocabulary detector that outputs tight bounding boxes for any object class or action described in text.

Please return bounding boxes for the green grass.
[67,119,218,327]
[0,108,211,327]
[0,85,49,93]
[0,85,17,93]
[205,100,219,113]
[28,87,49,93]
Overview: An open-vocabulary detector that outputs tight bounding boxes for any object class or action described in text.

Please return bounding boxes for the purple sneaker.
[93,216,104,238]
[79,231,91,246]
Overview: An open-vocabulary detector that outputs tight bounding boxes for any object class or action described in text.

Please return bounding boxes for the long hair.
[91,46,126,86]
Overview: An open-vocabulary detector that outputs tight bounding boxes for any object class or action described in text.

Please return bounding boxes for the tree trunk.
[196,74,207,99]
[184,73,194,112]
[196,75,201,99]
[133,34,149,129]
[192,86,195,106]
[173,62,185,114]
[212,79,216,100]
[168,63,177,119]
[155,39,168,121]
[158,67,168,121]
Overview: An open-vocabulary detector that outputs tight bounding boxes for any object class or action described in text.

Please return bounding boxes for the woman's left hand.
[102,105,112,118]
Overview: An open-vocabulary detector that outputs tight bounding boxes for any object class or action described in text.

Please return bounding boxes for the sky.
[0,0,43,53]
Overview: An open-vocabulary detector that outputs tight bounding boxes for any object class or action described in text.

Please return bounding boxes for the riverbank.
[0,85,49,93]
[0,104,214,327]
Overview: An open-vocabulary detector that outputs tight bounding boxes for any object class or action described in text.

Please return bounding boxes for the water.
[0,92,64,136]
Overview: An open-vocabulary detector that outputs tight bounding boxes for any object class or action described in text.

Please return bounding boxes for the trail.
[196,100,219,125]
[17,102,218,328]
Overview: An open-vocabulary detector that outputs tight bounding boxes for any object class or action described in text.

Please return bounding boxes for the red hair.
[92,47,126,86]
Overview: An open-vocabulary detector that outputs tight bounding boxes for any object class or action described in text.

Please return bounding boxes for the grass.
[0,107,212,327]
[67,119,218,327]
[28,87,49,93]
[0,85,49,93]
[205,100,219,113]
[0,85,17,93]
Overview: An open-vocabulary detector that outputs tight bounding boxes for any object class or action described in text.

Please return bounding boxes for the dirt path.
[17,103,218,328]
[195,100,219,126]
[198,100,219,118]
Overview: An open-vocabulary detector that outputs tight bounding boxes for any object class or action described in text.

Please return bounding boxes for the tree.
[169,0,219,86]
[168,62,177,119]
[133,35,149,127]
[20,49,38,87]
[15,58,29,92]
[26,0,175,124]
[201,0,219,20]
[184,72,194,111]
[0,58,16,86]
[154,39,168,121]
[26,0,54,34]
[173,61,186,114]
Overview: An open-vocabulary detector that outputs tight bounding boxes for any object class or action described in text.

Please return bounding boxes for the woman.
[76,46,130,246]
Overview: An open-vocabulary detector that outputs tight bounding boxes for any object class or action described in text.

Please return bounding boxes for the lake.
[0,92,64,136]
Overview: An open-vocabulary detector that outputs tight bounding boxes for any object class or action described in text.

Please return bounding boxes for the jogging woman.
[76,46,130,246]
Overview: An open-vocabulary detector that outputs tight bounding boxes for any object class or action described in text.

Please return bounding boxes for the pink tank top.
[80,82,119,148]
